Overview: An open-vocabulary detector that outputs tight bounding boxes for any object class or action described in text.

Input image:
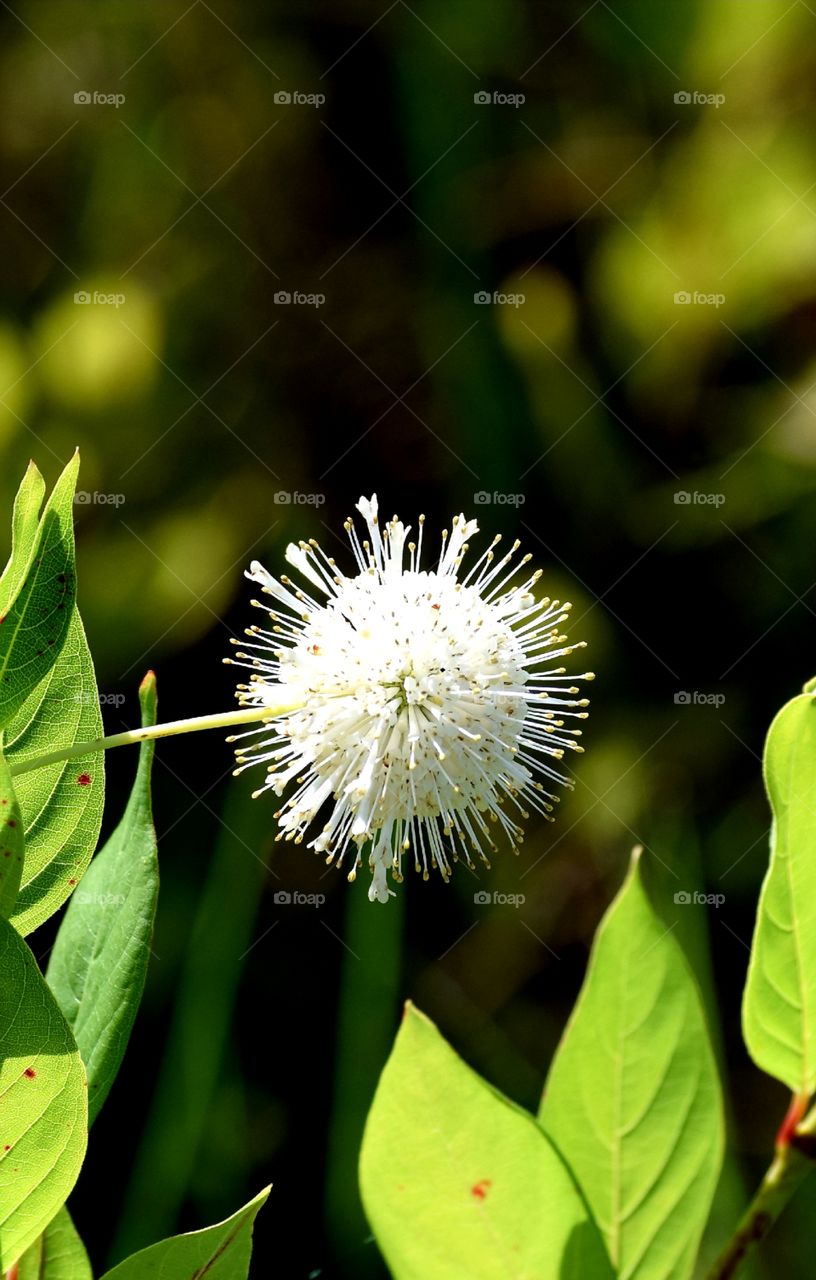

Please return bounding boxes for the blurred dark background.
[2,0,816,1275]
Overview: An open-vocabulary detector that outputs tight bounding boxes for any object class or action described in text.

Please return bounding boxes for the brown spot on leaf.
[77,773,91,786]
[23,1068,36,1079]
[471,1180,492,1201]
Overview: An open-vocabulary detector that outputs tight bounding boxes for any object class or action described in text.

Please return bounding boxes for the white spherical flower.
[228,495,593,903]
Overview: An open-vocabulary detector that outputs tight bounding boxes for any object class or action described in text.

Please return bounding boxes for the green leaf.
[0,748,25,919]
[99,1187,270,1280]
[6,610,104,936]
[0,462,47,611]
[16,1208,92,1280]
[48,671,159,1124]
[0,917,87,1270]
[540,850,724,1280]
[743,689,816,1093]
[0,453,80,729]
[359,1003,614,1280]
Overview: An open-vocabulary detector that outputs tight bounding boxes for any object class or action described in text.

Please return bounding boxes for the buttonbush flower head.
[229,496,593,903]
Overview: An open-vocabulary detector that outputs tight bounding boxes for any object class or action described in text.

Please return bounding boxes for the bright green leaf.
[6,611,104,936]
[0,462,47,612]
[99,1187,270,1280]
[359,1003,614,1280]
[0,747,25,919]
[48,671,159,1124]
[16,1208,92,1280]
[743,689,816,1093]
[0,453,80,728]
[0,917,87,1270]
[540,850,724,1280]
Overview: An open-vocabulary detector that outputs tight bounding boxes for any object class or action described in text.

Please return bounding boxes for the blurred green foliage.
[3,0,816,1275]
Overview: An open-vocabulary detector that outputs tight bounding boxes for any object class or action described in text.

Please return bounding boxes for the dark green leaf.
[48,671,159,1123]
[99,1188,270,1280]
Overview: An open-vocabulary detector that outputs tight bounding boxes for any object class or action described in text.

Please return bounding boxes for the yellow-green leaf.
[743,689,816,1092]
[0,454,80,729]
[0,918,87,1269]
[0,748,24,919]
[360,1003,614,1280]
[6,611,104,936]
[16,1208,92,1280]
[540,851,724,1280]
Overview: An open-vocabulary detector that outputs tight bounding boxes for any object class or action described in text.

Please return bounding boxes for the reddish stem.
[775,1090,809,1151]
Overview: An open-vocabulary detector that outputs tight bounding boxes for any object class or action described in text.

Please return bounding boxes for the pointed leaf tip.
[540,850,723,1279]
[98,1188,269,1280]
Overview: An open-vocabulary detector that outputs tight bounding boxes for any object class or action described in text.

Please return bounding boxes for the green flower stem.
[706,1093,816,1279]
[8,704,301,779]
